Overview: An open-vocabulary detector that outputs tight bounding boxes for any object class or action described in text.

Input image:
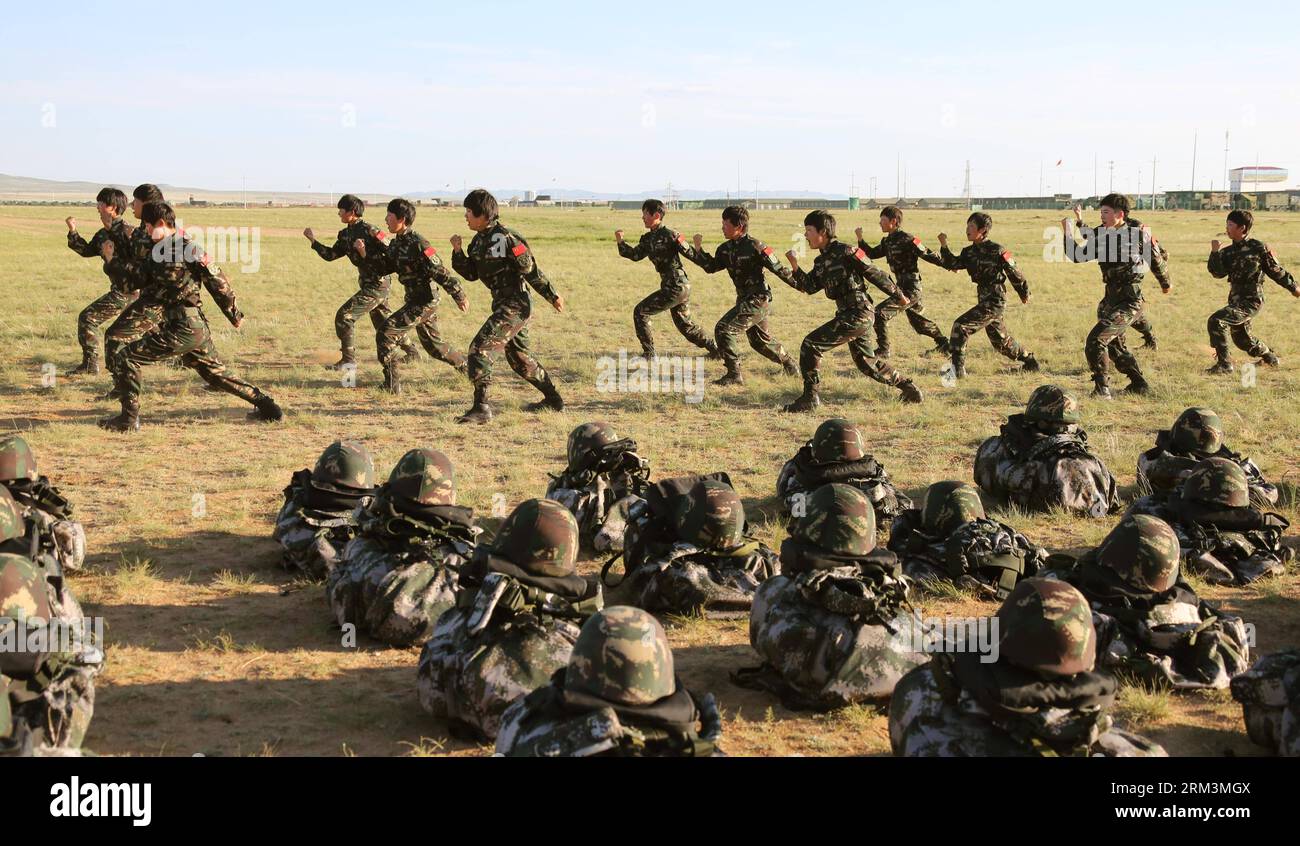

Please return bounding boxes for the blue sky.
[2,0,1297,197]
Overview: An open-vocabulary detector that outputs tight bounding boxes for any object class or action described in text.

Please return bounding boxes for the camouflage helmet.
[311,439,375,492]
[793,483,876,556]
[566,606,675,706]
[492,498,579,578]
[0,552,51,677]
[567,421,620,470]
[810,418,867,464]
[1097,514,1181,593]
[1024,384,1081,424]
[1169,407,1224,456]
[672,479,745,551]
[996,578,1097,677]
[1181,457,1249,508]
[0,435,37,483]
[922,481,986,537]
[386,448,456,506]
[0,487,23,544]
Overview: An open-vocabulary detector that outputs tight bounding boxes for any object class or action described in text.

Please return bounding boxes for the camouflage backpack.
[0,487,24,546]
[0,436,38,483]
[997,578,1097,677]
[1231,650,1300,757]
[0,553,52,677]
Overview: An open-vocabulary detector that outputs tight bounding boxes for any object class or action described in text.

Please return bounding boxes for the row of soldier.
[62,188,1299,428]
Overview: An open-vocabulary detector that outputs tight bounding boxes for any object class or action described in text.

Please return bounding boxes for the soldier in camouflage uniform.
[496,605,722,756]
[417,499,604,740]
[546,421,651,553]
[1046,514,1250,690]
[0,497,103,752]
[451,189,566,424]
[101,184,168,395]
[889,578,1167,757]
[304,194,417,370]
[0,436,85,575]
[361,198,469,394]
[616,199,719,358]
[272,440,376,580]
[974,385,1119,516]
[605,474,778,619]
[1061,194,1154,397]
[737,484,928,710]
[776,417,912,531]
[686,205,800,385]
[779,210,924,411]
[1127,457,1291,585]
[855,206,950,358]
[1231,650,1300,757]
[936,212,1039,378]
[63,187,141,376]
[1138,407,1278,507]
[888,481,1047,599]
[1071,205,1172,349]
[1205,209,1299,374]
[327,448,478,646]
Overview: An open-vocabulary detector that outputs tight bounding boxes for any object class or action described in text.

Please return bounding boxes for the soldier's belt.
[163,305,204,320]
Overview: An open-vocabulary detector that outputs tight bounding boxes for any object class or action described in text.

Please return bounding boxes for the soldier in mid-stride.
[1205,209,1299,374]
[855,205,949,358]
[63,187,139,376]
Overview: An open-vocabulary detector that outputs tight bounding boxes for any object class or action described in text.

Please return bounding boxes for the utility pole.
[242,175,247,210]
[1191,131,1198,191]
[1093,153,1098,197]
[870,176,877,203]
[1223,130,1230,205]
[962,160,972,208]
[896,153,901,200]
[1151,155,1157,210]
[1038,160,1043,197]
[753,177,758,209]
[1108,160,1115,192]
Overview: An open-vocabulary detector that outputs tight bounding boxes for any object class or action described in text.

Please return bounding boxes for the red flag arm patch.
[376,231,388,241]
[424,246,437,257]
[762,246,774,256]
[853,247,868,262]
[512,243,528,257]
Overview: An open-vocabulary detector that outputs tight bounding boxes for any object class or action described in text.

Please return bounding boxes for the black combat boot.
[1206,352,1234,375]
[248,394,284,422]
[781,385,821,413]
[523,375,565,412]
[713,360,744,386]
[898,379,923,404]
[1021,353,1040,372]
[781,357,800,377]
[457,385,494,424]
[1258,351,1280,367]
[66,354,100,377]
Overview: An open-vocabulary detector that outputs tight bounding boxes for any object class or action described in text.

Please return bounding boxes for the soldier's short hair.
[642,199,666,218]
[96,187,128,214]
[133,183,164,203]
[1227,209,1253,232]
[1099,193,1130,215]
[337,194,365,216]
[803,210,836,239]
[464,188,499,221]
[141,201,176,227]
[721,205,749,229]
[880,205,903,223]
[967,212,993,233]
[387,198,417,225]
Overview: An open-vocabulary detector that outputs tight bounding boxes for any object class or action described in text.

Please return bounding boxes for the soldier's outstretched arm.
[190,251,244,327]
[1258,243,1299,293]
[857,236,887,260]
[1060,220,1089,263]
[1207,242,1228,279]
[759,242,795,286]
[936,241,966,271]
[311,231,349,261]
[451,235,478,281]
[783,252,817,293]
[525,266,562,308]
[1003,252,1031,301]
[67,227,107,258]
[685,242,723,273]
[422,244,468,308]
[617,232,649,261]
[863,262,906,303]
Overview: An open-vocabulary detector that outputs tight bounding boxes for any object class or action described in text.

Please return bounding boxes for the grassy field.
[2,203,1298,757]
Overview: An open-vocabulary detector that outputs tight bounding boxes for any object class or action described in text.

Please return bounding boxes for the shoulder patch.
[912,236,923,248]
[424,245,436,257]
[761,245,774,256]
[1001,250,1013,261]
[676,233,687,245]
[198,251,211,267]
[853,247,868,261]
[376,230,388,241]
[511,243,528,257]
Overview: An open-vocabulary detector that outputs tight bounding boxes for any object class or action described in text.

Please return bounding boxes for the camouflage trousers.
[949,302,1026,365]
[874,278,946,354]
[714,295,794,369]
[336,284,414,362]
[1208,303,1270,359]
[111,310,267,416]
[633,283,714,355]
[800,306,903,390]
[1086,301,1144,386]
[103,298,165,377]
[1131,310,1157,344]
[77,288,138,362]
[468,305,549,392]
[378,299,466,376]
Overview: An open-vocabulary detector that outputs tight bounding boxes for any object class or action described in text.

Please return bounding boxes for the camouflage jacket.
[1231,650,1300,757]
[1208,238,1298,309]
[1126,218,1172,290]
[887,508,1046,599]
[1048,559,1250,690]
[102,222,157,295]
[1126,493,1291,585]
[496,668,722,757]
[310,219,395,288]
[617,225,693,287]
[686,233,793,301]
[3,477,85,574]
[67,217,136,292]
[417,556,603,740]
[271,470,371,581]
[858,229,944,282]
[452,221,560,312]
[975,415,1119,517]
[136,232,243,326]
[372,228,467,307]
[326,495,478,646]
[776,446,912,527]
[1137,432,1278,508]
[1067,223,1151,307]
[938,239,1029,307]
[546,444,650,553]
[741,544,928,709]
[889,654,1166,757]
[786,240,902,314]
